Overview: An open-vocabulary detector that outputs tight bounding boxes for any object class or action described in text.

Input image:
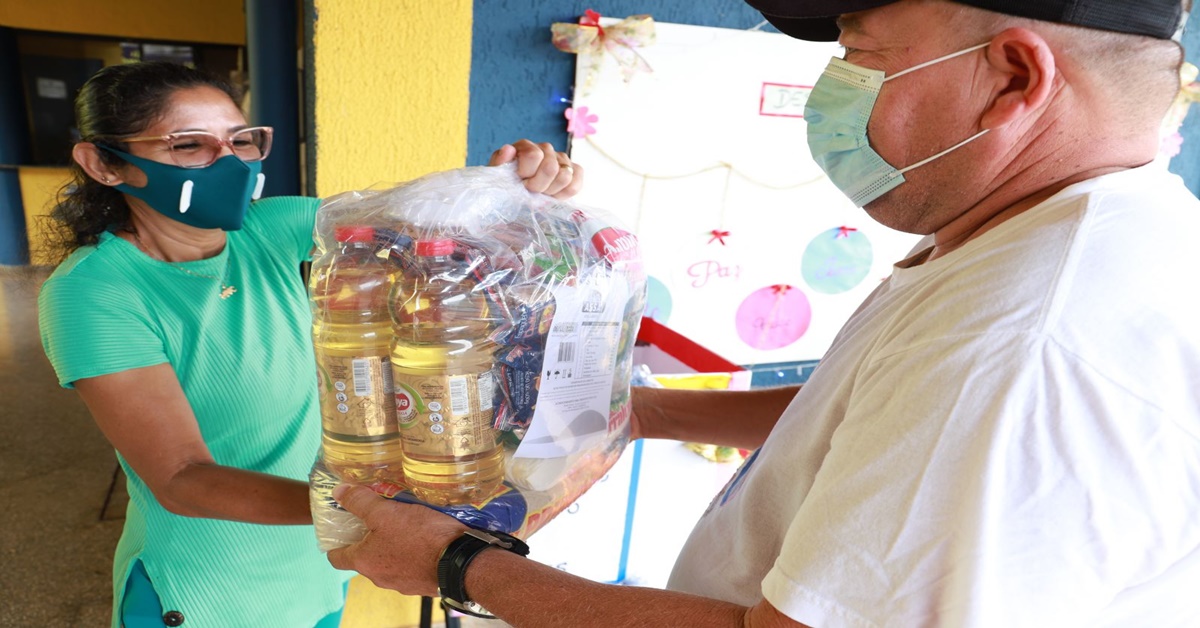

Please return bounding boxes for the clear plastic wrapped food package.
[308,164,646,550]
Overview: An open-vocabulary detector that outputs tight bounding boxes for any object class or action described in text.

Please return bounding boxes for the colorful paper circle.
[735,285,811,351]
[644,275,673,323]
[801,227,873,294]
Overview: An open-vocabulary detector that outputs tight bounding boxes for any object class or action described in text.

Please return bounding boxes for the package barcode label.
[449,376,469,416]
[557,341,576,363]
[477,371,494,411]
[352,358,373,396]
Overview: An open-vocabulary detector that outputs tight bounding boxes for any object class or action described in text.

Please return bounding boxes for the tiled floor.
[0,265,124,625]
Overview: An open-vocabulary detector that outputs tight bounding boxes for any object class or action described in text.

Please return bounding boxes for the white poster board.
[569,19,923,366]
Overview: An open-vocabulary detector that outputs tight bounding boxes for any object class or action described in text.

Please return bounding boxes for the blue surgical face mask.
[804,43,990,207]
[101,147,266,231]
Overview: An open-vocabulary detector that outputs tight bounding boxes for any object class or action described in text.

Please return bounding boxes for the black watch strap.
[437,528,530,618]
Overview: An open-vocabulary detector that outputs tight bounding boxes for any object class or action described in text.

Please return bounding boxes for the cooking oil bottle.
[389,237,504,505]
[311,225,402,482]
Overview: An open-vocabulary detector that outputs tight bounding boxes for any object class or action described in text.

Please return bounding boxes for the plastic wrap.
[308,164,646,550]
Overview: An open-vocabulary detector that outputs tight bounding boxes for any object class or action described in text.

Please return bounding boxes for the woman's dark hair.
[42,61,240,264]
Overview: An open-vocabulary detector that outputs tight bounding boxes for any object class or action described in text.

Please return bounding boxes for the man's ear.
[72,142,125,186]
[980,28,1056,130]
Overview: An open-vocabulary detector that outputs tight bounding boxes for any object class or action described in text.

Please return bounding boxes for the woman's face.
[119,85,248,186]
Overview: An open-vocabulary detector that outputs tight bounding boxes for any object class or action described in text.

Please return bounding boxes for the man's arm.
[327,485,812,628]
[632,384,800,449]
[466,544,811,628]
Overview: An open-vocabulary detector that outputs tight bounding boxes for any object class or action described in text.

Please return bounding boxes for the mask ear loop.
[883,42,990,83]
[882,41,992,180]
[891,129,990,179]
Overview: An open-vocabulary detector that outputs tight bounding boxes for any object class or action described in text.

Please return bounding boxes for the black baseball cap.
[746,0,1185,41]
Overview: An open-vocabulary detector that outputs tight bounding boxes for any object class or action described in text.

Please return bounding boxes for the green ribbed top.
[39,196,351,628]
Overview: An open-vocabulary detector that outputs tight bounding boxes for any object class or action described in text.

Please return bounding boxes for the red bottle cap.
[335,225,375,243]
[414,239,455,257]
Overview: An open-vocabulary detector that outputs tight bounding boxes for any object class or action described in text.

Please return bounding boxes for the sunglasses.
[112,126,274,169]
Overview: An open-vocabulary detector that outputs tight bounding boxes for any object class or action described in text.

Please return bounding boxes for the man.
[327,1,1200,625]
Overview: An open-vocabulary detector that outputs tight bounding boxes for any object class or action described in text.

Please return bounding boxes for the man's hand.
[326,486,809,628]
[489,139,583,199]
[326,484,468,596]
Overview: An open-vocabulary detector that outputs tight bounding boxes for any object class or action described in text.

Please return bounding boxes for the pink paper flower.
[1160,131,1185,158]
[565,106,599,138]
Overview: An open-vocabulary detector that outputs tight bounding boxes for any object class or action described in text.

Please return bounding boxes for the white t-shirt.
[667,165,1200,627]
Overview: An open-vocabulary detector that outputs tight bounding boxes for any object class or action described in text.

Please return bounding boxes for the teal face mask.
[102,148,265,231]
[804,43,990,207]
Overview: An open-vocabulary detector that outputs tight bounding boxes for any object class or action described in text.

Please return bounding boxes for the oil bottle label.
[393,370,497,457]
[317,354,397,438]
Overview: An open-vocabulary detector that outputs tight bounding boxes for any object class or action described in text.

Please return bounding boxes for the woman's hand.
[489,139,583,200]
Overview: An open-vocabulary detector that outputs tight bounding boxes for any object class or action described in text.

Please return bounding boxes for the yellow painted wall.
[0,0,245,45]
[308,2,474,624]
[310,0,473,197]
[18,167,71,266]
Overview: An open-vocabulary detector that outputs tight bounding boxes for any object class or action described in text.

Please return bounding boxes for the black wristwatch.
[437,528,530,618]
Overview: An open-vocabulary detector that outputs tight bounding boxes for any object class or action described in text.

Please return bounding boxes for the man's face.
[836,1,989,234]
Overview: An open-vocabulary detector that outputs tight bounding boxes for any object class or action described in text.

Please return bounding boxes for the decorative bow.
[708,229,731,245]
[836,226,858,239]
[552,10,655,96]
[771,284,792,296]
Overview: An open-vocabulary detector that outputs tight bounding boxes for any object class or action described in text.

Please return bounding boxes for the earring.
[101,177,110,183]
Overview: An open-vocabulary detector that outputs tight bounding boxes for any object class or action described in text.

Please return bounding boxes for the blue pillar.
[0,27,32,265]
[246,0,301,198]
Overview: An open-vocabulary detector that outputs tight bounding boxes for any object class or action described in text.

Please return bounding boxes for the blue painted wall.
[1169,10,1200,196]
[466,1,773,166]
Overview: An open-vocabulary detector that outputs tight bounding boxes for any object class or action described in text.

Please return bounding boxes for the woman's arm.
[631,385,800,450]
[74,363,311,524]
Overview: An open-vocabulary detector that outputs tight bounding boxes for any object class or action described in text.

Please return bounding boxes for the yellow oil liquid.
[391,332,504,505]
[313,264,403,484]
[390,249,505,505]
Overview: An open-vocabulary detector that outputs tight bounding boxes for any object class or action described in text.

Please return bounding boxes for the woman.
[37,61,580,628]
